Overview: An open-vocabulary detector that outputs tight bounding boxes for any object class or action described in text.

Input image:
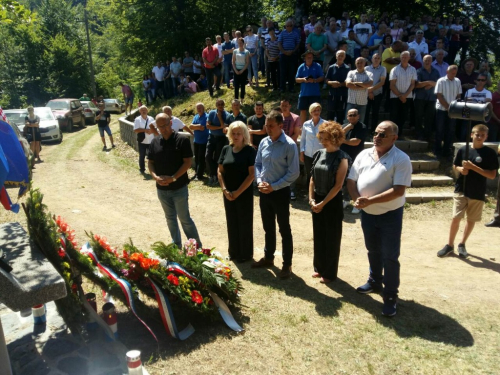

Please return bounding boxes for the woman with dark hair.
[378,34,393,55]
[24,106,42,163]
[309,121,350,283]
[350,17,358,28]
[232,37,250,100]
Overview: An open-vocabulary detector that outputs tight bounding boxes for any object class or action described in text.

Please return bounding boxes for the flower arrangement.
[85,235,242,318]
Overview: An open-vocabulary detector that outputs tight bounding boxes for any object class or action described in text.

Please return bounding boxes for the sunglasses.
[373,131,391,138]
[347,114,358,117]
[476,79,486,82]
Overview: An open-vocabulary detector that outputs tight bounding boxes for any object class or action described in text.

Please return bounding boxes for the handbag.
[136,117,149,143]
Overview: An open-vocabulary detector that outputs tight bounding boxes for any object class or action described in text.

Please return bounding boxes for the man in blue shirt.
[205,99,229,185]
[189,102,209,180]
[278,19,300,93]
[221,32,235,88]
[252,110,300,279]
[295,50,324,124]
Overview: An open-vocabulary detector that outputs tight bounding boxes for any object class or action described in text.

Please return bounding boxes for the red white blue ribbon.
[147,278,195,340]
[81,242,158,342]
[166,262,199,282]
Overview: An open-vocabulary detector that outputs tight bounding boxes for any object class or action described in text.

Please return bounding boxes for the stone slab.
[411,175,453,187]
[410,160,440,172]
[364,140,429,153]
[406,193,454,204]
[0,223,67,311]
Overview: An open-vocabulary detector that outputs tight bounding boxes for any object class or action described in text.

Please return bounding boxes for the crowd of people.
[136,12,497,153]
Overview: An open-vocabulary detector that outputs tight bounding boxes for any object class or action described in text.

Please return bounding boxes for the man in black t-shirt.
[340,108,367,212]
[438,124,499,258]
[247,101,267,149]
[147,113,202,248]
[96,102,115,151]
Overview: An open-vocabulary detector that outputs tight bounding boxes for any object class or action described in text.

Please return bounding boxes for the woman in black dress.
[24,106,42,163]
[309,121,351,283]
[218,121,256,262]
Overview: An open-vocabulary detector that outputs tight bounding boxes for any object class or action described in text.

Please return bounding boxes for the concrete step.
[406,191,454,204]
[364,140,428,153]
[411,174,454,187]
[411,158,440,172]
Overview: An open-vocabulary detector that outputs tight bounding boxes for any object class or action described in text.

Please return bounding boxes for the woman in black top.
[309,121,351,283]
[24,106,42,163]
[218,121,256,262]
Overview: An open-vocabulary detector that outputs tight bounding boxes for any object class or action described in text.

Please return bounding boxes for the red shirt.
[492,91,500,124]
[202,46,219,69]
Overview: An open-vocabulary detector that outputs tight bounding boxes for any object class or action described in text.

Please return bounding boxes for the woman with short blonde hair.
[300,102,324,187]
[218,122,256,262]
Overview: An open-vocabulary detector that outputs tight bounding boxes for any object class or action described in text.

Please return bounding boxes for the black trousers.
[312,193,343,280]
[260,187,293,266]
[234,69,247,99]
[194,142,207,178]
[328,95,347,124]
[205,134,228,177]
[304,155,314,188]
[267,60,279,89]
[365,93,383,131]
[224,187,254,260]
[390,97,413,132]
[138,143,149,172]
[414,99,435,141]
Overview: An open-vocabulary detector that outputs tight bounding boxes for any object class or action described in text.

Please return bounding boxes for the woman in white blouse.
[300,102,324,186]
[244,25,260,87]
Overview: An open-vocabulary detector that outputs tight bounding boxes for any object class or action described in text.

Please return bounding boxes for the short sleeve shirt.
[353,23,373,45]
[434,76,462,111]
[218,145,256,191]
[278,30,300,53]
[464,88,492,103]
[306,33,328,61]
[389,64,418,99]
[226,112,247,126]
[147,132,193,191]
[415,67,441,101]
[340,121,367,161]
[202,45,219,68]
[346,69,373,105]
[312,149,351,196]
[207,110,229,136]
[96,111,111,128]
[192,113,209,144]
[326,64,350,97]
[282,112,302,138]
[222,41,235,63]
[365,65,387,96]
[296,62,324,97]
[247,115,266,147]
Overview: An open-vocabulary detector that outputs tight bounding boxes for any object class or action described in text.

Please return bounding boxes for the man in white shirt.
[162,106,194,135]
[408,30,428,64]
[464,73,492,104]
[353,14,373,51]
[324,19,343,72]
[347,121,412,317]
[133,106,157,173]
[434,65,462,156]
[339,19,350,40]
[170,57,182,97]
[304,14,317,35]
[152,61,166,100]
[345,57,374,122]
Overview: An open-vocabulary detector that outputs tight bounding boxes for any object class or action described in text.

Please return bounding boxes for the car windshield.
[104,99,116,103]
[34,108,55,121]
[47,101,70,110]
[87,102,97,108]
[4,112,27,125]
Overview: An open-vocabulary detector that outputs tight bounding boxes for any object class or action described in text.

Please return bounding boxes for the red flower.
[71,283,78,293]
[167,274,179,286]
[191,290,203,304]
[58,248,66,258]
[201,248,211,256]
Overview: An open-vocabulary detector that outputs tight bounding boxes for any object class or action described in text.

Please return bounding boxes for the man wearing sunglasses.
[347,121,412,317]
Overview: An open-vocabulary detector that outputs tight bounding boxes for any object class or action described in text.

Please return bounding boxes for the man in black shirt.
[148,113,202,248]
[96,102,115,151]
[247,101,267,149]
[438,124,498,258]
[341,108,367,213]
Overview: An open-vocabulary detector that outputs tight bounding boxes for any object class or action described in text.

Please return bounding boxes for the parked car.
[103,98,125,114]
[81,101,99,124]
[46,99,85,132]
[4,108,63,143]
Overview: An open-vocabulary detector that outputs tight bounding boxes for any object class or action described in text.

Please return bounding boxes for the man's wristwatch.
[171,176,177,182]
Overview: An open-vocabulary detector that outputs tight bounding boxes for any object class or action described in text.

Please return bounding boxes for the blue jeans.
[171,77,180,96]
[138,143,149,172]
[224,60,232,88]
[435,109,456,156]
[345,103,367,124]
[360,206,403,298]
[247,48,258,82]
[157,185,202,249]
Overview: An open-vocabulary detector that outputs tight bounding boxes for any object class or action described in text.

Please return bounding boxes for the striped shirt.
[434,76,462,111]
[346,69,374,105]
[365,65,386,96]
[278,30,300,53]
[266,39,280,59]
[389,64,417,99]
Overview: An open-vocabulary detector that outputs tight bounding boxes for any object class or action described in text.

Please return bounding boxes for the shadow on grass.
[325,279,474,347]
[234,263,342,318]
[457,253,500,274]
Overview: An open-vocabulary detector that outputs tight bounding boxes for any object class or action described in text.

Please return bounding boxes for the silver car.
[103,98,125,114]
[81,101,99,124]
[4,108,63,143]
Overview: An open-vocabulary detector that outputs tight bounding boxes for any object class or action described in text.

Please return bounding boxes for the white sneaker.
[343,200,350,209]
[352,207,360,214]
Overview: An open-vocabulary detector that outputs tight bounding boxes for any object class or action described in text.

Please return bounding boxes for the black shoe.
[279,265,292,279]
[356,282,382,294]
[382,296,397,317]
[458,243,468,258]
[112,144,116,149]
[102,146,107,151]
[485,220,500,228]
[437,244,454,257]
[251,257,274,268]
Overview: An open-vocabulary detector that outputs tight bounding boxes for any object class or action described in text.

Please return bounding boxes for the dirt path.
[5,118,500,374]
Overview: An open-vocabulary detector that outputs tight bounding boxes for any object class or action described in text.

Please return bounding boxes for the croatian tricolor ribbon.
[81,242,158,341]
[166,262,199,282]
[147,278,195,340]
